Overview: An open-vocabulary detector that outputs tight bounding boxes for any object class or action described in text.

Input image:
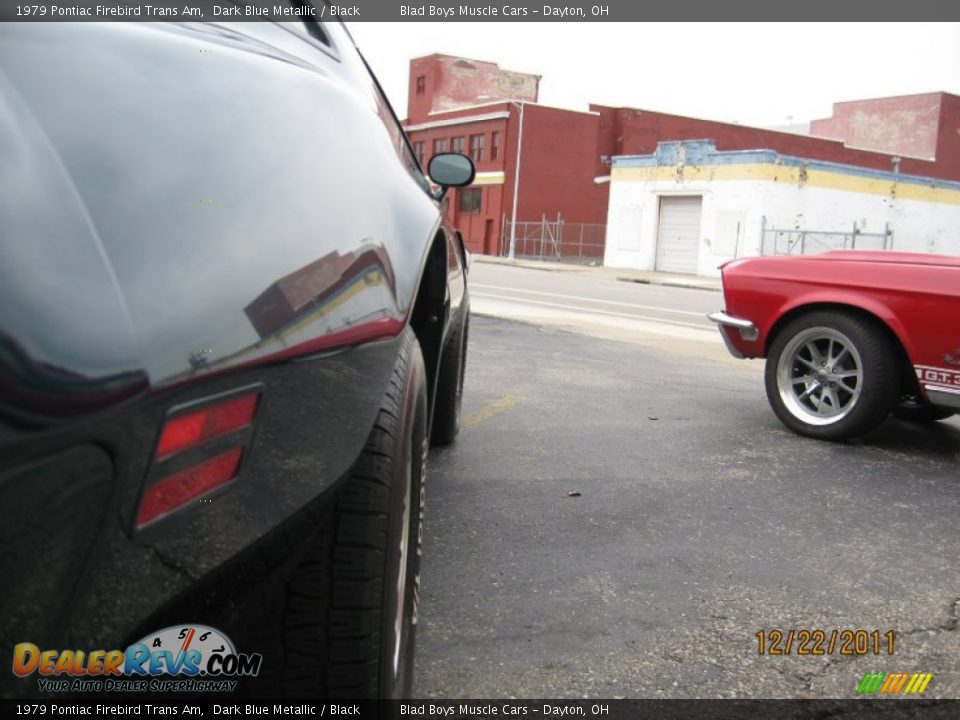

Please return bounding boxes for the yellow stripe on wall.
[472,172,506,186]
[612,164,960,206]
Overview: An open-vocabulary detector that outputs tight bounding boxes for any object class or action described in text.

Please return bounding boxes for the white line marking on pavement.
[471,283,708,317]
[472,291,712,330]
[471,296,722,345]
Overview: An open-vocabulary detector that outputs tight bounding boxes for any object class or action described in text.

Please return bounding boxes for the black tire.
[764,310,898,441]
[277,326,428,698]
[430,302,469,446]
[892,397,955,424]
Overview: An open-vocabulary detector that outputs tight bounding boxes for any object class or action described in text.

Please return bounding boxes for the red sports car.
[709,250,960,440]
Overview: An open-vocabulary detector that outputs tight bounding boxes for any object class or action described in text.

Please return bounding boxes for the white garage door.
[655,196,703,274]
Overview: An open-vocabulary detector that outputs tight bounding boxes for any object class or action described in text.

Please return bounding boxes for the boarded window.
[459,188,482,214]
[470,134,485,162]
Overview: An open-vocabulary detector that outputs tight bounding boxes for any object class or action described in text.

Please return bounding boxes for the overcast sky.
[348,23,960,128]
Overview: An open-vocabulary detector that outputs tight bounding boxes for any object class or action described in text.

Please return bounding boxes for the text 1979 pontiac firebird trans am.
[0,18,475,699]
[710,251,960,441]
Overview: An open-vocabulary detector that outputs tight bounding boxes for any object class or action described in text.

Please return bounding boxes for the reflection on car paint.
[0,331,149,421]
[166,241,402,382]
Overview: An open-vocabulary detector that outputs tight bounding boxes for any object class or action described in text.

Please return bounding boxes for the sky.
[348,23,960,129]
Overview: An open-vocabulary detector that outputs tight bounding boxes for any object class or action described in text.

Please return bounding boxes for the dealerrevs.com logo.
[12,625,261,693]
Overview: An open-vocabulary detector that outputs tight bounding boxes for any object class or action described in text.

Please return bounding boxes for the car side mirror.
[428,153,475,200]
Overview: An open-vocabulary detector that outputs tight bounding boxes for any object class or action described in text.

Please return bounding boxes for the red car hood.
[816,250,960,267]
[720,250,960,271]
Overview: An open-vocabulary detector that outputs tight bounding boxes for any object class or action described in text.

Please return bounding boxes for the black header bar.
[0,0,958,22]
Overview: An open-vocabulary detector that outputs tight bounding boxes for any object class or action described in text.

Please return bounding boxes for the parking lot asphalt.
[415,314,960,699]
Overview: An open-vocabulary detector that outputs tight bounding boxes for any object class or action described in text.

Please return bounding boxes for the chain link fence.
[500,217,606,264]
[760,220,892,256]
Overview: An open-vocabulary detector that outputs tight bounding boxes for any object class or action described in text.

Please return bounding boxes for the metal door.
[655,196,703,274]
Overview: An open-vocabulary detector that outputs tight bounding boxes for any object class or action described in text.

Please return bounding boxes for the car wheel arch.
[408,230,449,420]
[764,300,911,365]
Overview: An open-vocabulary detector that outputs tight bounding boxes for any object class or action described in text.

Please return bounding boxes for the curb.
[615,276,721,292]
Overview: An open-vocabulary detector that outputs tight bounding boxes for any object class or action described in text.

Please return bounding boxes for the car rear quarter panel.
[1,22,441,386]
[0,21,449,657]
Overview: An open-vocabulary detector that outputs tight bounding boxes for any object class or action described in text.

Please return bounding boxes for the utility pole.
[508,100,525,261]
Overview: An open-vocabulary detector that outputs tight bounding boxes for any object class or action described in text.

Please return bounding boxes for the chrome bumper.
[925,385,960,412]
[708,311,759,339]
[707,311,759,359]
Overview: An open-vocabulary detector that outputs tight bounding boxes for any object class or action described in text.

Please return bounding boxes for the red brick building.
[592,95,959,183]
[403,54,960,257]
[811,92,960,170]
[404,54,608,256]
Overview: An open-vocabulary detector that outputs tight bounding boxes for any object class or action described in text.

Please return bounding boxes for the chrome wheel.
[776,327,863,426]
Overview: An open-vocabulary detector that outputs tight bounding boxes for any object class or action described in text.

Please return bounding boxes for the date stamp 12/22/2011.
[756,629,895,656]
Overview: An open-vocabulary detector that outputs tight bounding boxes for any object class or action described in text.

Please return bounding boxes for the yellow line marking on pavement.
[462,394,521,429]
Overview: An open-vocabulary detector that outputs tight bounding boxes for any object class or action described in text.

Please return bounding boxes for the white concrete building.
[604,141,960,277]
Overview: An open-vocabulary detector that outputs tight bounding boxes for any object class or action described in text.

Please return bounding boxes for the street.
[469,262,723,358]
[415,262,960,699]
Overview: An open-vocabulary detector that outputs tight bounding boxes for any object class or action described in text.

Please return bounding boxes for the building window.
[451,136,465,154]
[433,138,447,156]
[459,188,482,214]
[491,131,500,161]
[469,134,485,162]
[412,141,425,166]
[415,75,426,94]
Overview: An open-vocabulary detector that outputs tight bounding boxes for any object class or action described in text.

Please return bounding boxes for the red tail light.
[136,448,243,528]
[155,393,259,459]
[136,388,261,529]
